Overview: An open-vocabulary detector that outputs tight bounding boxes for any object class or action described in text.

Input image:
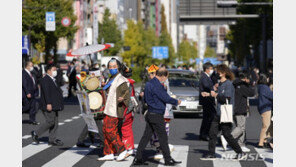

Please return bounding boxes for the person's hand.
[245,79,250,84]
[178,100,182,105]
[140,92,144,97]
[210,91,217,97]
[47,104,52,111]
[118,97,124,102]
[27,94,31,98]
[201,92,210,97]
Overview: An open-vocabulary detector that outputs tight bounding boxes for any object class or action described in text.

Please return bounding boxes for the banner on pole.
[77,91,99,133]
[46,12,56,31]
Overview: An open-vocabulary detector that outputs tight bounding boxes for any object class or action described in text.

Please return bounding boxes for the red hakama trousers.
[121,111,135,150]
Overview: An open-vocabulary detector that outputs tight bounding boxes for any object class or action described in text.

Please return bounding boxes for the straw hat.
[88,92,103,110]
[85,77,100,91]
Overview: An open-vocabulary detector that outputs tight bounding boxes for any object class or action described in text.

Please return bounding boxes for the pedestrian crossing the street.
[22,141,273,167]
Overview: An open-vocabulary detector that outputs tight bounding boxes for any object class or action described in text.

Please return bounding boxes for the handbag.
[220,99,233,123]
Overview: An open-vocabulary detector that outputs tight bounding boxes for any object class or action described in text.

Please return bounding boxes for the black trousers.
[200,102,216,138]
[28,98,38,122]
[135,112,171,161]
[35,110,59,142]
[77,117,104,143]
[68,81,77,97]
[208,115,243,155]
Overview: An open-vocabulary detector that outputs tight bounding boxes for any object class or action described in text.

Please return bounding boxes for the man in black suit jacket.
[22,61,39,125]
[199,62,216,141]
[67,61,77,97]
[31,64,64,146]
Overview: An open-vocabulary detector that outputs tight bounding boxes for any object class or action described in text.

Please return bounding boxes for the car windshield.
[168,73,199,87]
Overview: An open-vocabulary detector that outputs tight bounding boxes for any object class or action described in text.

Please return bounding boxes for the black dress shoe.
[76,142,90,148]
[31,121,40,125]
[48,139,64,146]
[131,158,148,166]
[199,136,209,141]
[164,158,182,166]
[200,154,216,160]
[31,131,39,144]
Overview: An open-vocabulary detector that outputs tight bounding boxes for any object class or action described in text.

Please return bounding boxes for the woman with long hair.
[201,64,245,160]
[257,74,273,148]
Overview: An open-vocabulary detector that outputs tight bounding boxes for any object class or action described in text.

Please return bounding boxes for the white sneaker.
[116,150,128,161]
[241,146,250,152]
[169,144,174,152]
[127,149,134,155]
[221,135,228,151]
[153,153,163,160]
[97,154,114,161]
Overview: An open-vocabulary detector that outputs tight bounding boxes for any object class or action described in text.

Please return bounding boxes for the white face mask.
[29,66,34,72]
[52,71,57,77]
[209,69,214,75]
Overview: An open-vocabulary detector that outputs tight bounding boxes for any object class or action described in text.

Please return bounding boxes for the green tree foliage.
[226,0,273,66]
[204,46,217,58]
[98,8,122,56]
[143,27,159,65]
[177,39,198,64]
[159,4,176,65]
[22,0,78,63]
[122,20,146,67]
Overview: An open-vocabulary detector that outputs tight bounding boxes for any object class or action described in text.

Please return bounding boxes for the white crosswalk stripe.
[254,148,273,167]
[42,145,96,167]
[72,116,80,119]
[213,147,242,167]
[158,145,189,167]
[22,142,51,161]
[64,119,73,122]
[58,122,65,126]
[22,135,31,139]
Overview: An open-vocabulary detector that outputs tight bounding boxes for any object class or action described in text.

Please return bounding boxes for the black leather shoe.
[131,158,148,166]
[199,136,209,141]
[76,142,90,148]
[164,158,182,166]
[200,154,216,160]
[48,139,64,146]
[31,131,39,144]
[31,121,40,125]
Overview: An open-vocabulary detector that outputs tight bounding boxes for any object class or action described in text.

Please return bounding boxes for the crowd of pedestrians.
[22,58,273,165]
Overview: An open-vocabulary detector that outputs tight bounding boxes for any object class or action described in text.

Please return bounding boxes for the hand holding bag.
[220,99,233,123]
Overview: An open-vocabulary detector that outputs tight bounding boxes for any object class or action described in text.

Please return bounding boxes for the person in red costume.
[121,66,136,156]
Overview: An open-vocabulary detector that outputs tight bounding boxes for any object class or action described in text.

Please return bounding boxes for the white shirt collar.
[205,72,210,78]
[47,74,55,81]
[25,69,31,75]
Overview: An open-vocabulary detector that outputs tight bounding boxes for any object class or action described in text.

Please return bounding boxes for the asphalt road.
[22,86,273,167]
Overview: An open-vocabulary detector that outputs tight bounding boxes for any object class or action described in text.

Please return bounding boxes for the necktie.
[30,73,35,85]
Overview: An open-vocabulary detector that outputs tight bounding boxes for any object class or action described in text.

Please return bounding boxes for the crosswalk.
[22,141,273,167]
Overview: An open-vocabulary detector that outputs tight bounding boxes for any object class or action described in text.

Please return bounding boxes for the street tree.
[98,8,122,56]
[22,0,78,63]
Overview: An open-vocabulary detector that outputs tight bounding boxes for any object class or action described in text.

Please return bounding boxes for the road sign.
[46,12,55,31]
[22,35,30,55]
[123,46,131,51]
[152,46,169,59]
[61,17,71,27]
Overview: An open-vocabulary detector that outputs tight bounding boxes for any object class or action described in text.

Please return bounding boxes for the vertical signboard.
[46,12,56,31]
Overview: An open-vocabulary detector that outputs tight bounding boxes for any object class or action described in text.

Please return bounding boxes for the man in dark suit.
[31,64,64,146]
[67,61,77,97]
[22,61,39,125]
[199,62,216,141]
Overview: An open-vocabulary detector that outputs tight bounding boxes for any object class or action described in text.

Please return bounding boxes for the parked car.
[168,69,203,114]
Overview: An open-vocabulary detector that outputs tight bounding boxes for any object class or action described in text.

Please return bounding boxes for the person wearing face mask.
[199,62,216,141]
[31,64,64,146]
[22,61,40,125]
[97,58,130,161]
[132,68,182,166]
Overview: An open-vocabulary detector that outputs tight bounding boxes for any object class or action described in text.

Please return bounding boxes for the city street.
[22,87,273,167]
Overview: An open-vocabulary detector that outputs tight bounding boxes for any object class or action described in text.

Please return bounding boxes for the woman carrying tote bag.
[201,64,245,161]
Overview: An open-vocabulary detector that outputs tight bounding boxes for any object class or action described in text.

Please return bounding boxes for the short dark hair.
[25,61,32,68]
[102,64,106,67]
[239,72,249,80]
[203,62,213,71]
[156,68,168,77]
[258,74,268,85]
[46,63,56,72]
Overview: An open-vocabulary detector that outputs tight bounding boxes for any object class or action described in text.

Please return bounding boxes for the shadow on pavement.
[173,113,202,119]
[182,133,200,141]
